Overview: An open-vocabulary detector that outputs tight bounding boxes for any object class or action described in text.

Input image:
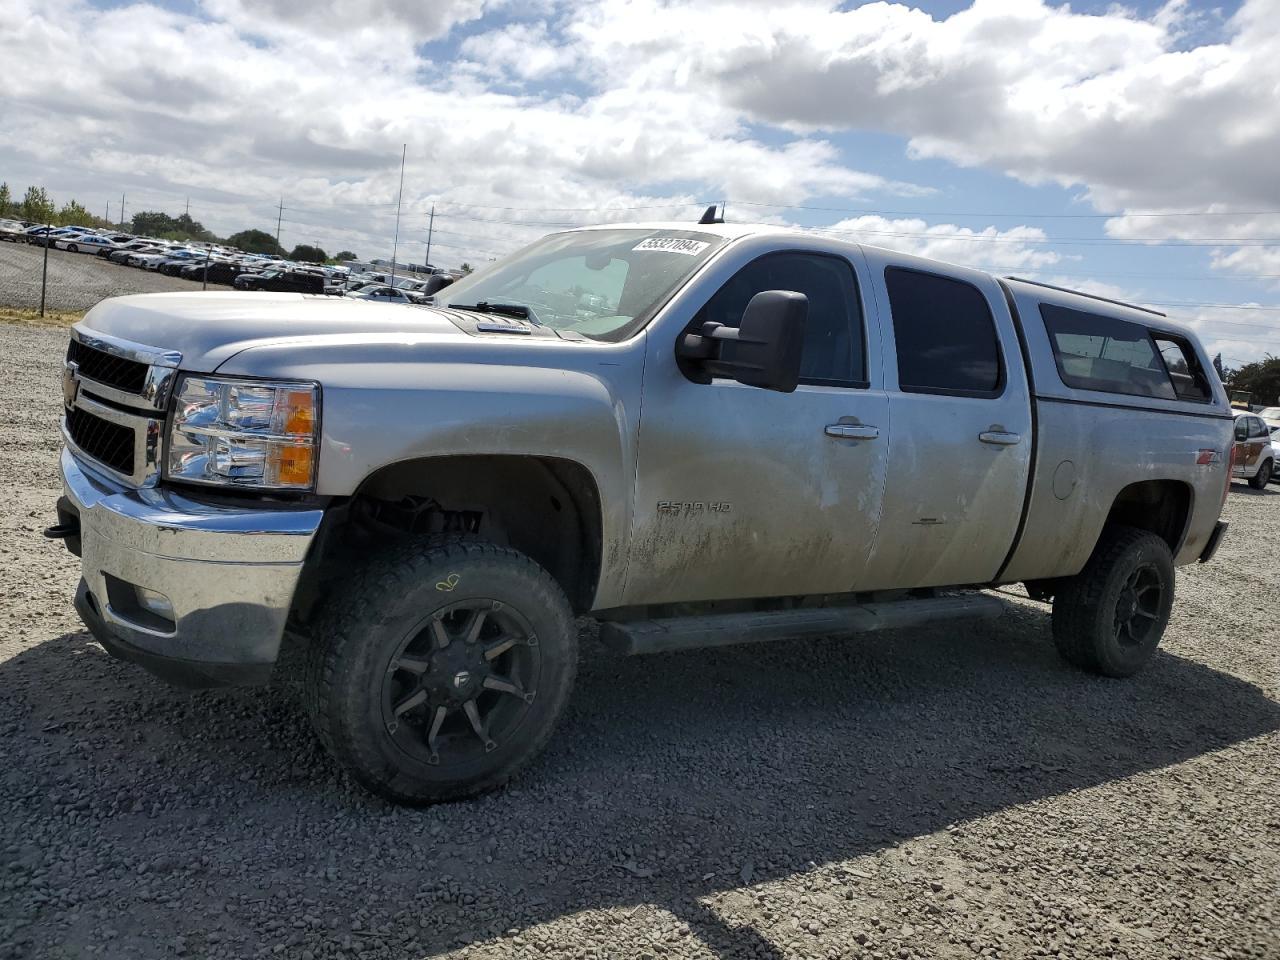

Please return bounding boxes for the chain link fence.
[0,240,229,315]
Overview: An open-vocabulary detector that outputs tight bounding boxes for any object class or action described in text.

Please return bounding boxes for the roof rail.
[1004,276,1166,318]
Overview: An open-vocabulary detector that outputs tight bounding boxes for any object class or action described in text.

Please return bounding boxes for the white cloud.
[818,216,1063,272]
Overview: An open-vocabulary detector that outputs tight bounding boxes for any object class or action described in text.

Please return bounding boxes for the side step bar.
[599,593,1004,656]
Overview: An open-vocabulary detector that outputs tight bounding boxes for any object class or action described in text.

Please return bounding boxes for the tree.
[130,210,216,242]
[226,229,284,256]
[290,244,327,263]
[20,186,55,223]
[1224,355,1280,407]
[56,199,98,228]
[0,182,10,217]
[334,250,358,261]
[459,262,474,274]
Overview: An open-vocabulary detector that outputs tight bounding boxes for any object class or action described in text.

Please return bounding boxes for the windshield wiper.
[449,301,542,325]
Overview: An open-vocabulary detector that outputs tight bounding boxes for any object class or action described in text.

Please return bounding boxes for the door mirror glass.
[677,290,806,393]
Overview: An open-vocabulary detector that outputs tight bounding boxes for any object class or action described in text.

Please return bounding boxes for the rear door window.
[884,268,1003,396]
[1041,305,1177,401]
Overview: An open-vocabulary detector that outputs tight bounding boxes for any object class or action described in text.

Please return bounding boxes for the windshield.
[1257,406,1280,419]
[435,228,728,340]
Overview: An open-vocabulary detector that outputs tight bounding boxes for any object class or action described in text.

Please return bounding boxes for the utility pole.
[275,196,284,253]
[427,203,437,271]
[390,144,407,287]
[119,191,126,231]
[104,202,110,224]
[184,196,190,219]
[427,202,437,271]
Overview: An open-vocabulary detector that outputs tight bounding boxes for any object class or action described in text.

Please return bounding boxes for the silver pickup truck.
[50,219,1232,804]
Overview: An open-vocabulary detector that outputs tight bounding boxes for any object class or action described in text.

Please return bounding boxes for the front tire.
[67,244,78,253]
[305,538,578,804]
[1249,459,1271,490]
[1051,526,1174,677]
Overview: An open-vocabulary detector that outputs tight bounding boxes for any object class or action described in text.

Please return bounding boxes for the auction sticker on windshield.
[632,237,710,256]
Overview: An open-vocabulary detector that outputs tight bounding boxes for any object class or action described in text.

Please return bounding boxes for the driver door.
[625,249,889,605]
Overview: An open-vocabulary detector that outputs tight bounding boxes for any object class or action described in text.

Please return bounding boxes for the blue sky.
[2,0,1277,364]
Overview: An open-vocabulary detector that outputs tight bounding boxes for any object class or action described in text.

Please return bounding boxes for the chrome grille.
[66,339,149,394]
[66,406,135,476]
[62,328,181,487]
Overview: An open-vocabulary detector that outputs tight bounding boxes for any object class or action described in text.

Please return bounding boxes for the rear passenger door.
[861,263,1033,589]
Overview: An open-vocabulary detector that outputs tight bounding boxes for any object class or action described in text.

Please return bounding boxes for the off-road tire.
[304,537,577,804]
[1249,459,1271,490]
[1051,526,1174,677]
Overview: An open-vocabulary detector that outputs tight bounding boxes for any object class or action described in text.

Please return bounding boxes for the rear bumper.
[59,447,323,688]
[1198,521,1229,564]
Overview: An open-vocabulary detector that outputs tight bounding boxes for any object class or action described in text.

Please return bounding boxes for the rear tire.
[1249,459,1271,490]
[1051,526,1174,677]
[304,537,578,804]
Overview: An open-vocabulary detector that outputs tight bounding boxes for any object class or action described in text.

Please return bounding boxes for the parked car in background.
[55,234,118,254]
[105,240,157,260]
[1256,406,1280,429]
[1271,426,1280,484]
[108,244,162,264]
[346,284,423,304]
[1232,412,1273,489]
[181,260,248,285]
[0,219,26,241]
[234,269,324,293]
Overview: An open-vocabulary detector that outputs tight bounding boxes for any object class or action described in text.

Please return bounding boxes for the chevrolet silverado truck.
[49,219,1233,804]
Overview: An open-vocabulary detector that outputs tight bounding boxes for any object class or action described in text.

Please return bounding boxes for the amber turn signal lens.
[271,443,314,487]
[281,389,316,436]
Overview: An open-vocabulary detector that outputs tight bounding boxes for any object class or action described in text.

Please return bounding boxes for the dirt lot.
[0,320,1277,960]
[0,241,230,313]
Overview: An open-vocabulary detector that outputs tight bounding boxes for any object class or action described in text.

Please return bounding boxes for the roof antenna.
[698,203,724,225]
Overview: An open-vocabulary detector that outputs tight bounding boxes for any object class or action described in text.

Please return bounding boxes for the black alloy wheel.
[381,598,540,769]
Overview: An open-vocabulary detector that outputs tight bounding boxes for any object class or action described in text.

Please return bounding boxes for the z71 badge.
[657,500,732,517]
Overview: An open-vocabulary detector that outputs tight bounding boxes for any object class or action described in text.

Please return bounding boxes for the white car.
[127,252,170,269]
[55,234,118,254]
[346,285,420,304]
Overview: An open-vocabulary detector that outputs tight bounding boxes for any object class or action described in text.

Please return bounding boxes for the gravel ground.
[1,320,1277,960]
[0,242,229,313]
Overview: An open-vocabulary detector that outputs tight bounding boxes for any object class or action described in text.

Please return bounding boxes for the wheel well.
[298,456,603,619]
[1102,480,1192,554]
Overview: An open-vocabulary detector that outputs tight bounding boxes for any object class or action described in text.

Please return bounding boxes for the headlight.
[166,376,319,490]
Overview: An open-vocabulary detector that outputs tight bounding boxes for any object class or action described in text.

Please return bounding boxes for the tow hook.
[44,496,82,556]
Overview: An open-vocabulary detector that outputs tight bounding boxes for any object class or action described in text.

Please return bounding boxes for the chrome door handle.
[979,431,1021,446]
[825,423,880,440]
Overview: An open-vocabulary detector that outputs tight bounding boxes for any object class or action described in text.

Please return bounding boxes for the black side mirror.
[677,290,807,392]
[424,273,455,295]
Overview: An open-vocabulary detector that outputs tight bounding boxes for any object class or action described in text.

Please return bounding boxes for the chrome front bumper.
[59,447,323,687]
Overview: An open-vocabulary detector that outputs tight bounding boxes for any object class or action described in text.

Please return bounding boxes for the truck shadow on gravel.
[5,594,1278,959]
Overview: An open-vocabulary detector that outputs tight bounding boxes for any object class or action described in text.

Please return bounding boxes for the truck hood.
[79,291,470,371]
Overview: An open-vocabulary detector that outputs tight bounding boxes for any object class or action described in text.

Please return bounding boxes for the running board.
[598,593,1004,656]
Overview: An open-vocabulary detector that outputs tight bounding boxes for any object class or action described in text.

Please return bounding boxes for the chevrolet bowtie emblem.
[62,363,80,409]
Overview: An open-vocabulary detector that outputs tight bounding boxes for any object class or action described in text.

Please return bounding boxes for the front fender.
[215,335,645,607]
